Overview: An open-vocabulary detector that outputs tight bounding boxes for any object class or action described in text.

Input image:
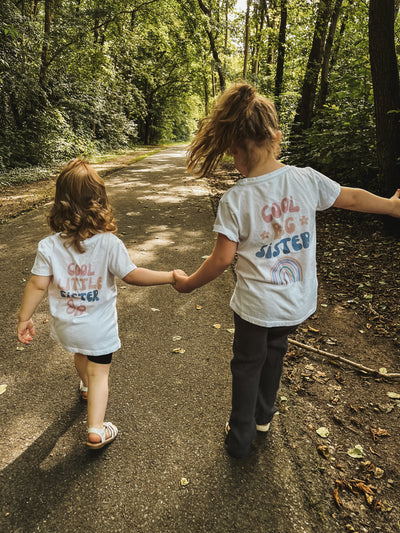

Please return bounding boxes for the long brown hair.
[48,159,117,253]
[187,82,280,178]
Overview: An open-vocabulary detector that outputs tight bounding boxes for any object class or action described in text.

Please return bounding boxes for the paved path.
[0,146,331,532]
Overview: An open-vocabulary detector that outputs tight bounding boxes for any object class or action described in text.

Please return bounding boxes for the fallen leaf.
[226,328,235,334]
[213,324,221,329]
[347,445,364,458]
[172,348,185,354]
[365,492,374,506]
[380,501,393,512]
[317,445,330,459]
[387,392,400,399]
[172,336,182,341]
[325,338,337,345]
[378,367,387,375]
[151,308,160,312]
[0,384,7,395]
[16,347,24,351]
[333,485,342,508]
[180,477,189,486]
[316,427,330,438]
[370,427,390,441]
[334,478,377,509]
[195,305,203,310]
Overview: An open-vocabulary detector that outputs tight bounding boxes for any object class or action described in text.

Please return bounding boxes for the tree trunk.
[274,0,287,109]
[369,0,400,208]
[39,0,54,86]
[204,72,210,115]
[317,0,343,109]
[291,0,333,136]
[198,0,226,92]
[252,0,266,76]
[243,0,251,79]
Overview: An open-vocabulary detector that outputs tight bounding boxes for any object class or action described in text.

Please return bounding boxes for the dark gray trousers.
[226,312,296,458]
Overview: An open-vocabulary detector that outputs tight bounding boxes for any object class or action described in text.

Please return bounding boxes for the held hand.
[390,189,400,218]
[172,269,193,293]
[17,319,35,344]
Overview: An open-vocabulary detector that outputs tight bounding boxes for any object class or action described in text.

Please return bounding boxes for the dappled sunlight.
[106,178,152,189]
[0,413,48,470]
[1,146,221,485]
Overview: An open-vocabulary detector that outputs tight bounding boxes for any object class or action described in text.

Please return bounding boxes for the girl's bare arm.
[122,268,175,286]
[173,233,237,293]
[17,274,51,344]
[333,187,400,216]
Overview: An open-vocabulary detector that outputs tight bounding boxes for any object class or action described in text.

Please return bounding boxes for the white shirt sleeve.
[213,196,240,242]
[107,235,137,279]
[307,168,341,211]
[31,239,53,276]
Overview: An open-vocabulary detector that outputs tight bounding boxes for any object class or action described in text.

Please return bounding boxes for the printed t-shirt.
[31,232,136,355]
[213,165,341,327]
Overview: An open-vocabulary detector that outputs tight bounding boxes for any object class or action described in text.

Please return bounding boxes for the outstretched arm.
[17,274,51,344]
[173,233,237,293]
[333,187,400,217]
[122,268,175,286]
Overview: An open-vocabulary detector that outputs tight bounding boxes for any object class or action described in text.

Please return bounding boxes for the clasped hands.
[172,269,193,293]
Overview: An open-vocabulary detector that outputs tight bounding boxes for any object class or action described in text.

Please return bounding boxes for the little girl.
[173,82,400,458]
[17,158,179,449]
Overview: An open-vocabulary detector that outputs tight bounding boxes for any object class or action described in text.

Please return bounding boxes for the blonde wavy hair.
[187,82,280,178]
[48,159,117,253]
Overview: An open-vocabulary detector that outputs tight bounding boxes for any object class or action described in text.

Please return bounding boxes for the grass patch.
[0,145,171,189]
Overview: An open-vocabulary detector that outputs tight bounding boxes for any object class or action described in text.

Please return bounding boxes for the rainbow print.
[271,258,303,285]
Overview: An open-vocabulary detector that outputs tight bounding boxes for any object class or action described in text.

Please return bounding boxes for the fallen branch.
[288,339,400,379]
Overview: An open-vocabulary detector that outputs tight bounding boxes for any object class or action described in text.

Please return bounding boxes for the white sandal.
[79,380,88,401]
[86,422,118,449]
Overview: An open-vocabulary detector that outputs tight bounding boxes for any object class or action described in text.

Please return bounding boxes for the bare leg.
[87,360,111,444]
[74,353,88,387]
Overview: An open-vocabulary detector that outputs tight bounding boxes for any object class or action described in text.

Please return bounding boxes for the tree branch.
[288,338,400,379]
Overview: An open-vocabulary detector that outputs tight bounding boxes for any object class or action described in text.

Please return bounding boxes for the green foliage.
[1,0,398,189]
[0,0,205,168]
[284,101,378,189]
[284,0,381,188]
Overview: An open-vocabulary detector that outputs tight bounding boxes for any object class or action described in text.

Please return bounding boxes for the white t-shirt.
[213,165,341,327]
[31,232,136,355]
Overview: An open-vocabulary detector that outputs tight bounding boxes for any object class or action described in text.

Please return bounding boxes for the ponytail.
[187,83,279,178]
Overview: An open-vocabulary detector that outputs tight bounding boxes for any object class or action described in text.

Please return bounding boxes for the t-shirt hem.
[230,302,316,328]
[50,332,121,355]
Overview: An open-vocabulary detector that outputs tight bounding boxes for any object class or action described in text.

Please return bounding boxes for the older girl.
[173,82,400,458]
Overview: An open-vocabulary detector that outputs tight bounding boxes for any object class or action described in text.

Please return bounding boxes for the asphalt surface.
[0,146,337,532]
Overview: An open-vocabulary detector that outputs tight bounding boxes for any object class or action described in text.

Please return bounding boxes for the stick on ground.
[288,338,400,379]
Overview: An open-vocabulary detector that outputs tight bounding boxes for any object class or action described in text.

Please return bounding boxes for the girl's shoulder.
[90,232,121,245]
[37,232,62,250]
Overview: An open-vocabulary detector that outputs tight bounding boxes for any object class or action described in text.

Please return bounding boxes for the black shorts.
[87,353,113,364]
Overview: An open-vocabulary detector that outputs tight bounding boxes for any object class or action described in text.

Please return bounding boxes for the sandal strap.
[103,422,118,440]
[87,422,118,443]
[79,380,88,393]
[87,427,106,442]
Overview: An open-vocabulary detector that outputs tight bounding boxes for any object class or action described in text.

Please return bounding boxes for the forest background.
[1,0,400,215]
